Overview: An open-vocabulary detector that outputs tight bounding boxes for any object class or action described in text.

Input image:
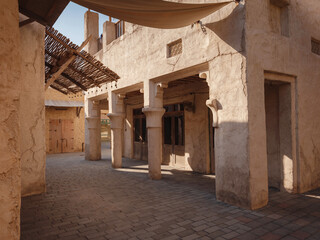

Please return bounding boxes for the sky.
[53,2,112,45]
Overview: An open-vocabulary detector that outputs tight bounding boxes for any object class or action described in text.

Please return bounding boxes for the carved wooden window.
[311,38,320,56]
[167,39,182,58]
[163,104,184,146]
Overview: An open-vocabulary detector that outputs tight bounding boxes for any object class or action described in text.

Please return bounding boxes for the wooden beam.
[19,7,48,26]
[50,85,68,95]
[45,50,97,86]
[45,62,88,91]
[19,18,35,27]
[54,80,77,94]
[46,28,118,81]
[45,35,92,90]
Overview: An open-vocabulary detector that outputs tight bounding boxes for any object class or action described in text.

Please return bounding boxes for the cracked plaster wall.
[0,0,21,239]
[19,18,46,197]
[246,0,320,196]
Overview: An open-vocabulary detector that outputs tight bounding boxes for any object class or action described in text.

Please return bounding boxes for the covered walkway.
[21,144,320,240]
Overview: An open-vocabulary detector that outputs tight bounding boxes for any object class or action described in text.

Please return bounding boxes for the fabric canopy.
[72,0,234,29]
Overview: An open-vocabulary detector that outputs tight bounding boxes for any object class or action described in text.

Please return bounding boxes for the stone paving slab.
[21,144,320,240]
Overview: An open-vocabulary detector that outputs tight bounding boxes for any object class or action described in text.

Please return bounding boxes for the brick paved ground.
[21,143,320,240]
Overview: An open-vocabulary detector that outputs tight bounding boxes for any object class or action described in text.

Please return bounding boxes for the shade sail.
[72,0,234,29]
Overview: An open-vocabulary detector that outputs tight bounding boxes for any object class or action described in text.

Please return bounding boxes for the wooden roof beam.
[45,50,97,86]
[19,7,48,26]
[45,62,88,91]
[46,28,118,81]
[49,85,68,95]
[54,80,77,94]
[45,35,91,90]
[19,18,35,27]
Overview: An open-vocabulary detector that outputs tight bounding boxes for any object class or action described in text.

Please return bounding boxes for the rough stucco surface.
[20,20,46,197]
[184,93,210,173]
[246,0,320,199]
[0,0,21,239]
[86,2,252,207]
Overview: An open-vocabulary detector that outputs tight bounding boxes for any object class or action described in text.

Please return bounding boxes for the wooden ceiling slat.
[45,26,119,94]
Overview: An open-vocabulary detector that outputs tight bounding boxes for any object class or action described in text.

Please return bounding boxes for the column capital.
[85,117,100,129]
[155,82,168,98]
[206,98,219,128]
[107,112,124,129]
[142,107,165,128]
[199,71,209,79]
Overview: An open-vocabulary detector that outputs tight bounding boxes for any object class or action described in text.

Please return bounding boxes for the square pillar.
[85,97,101,161]
[0,0,21,238]
[206,56,268,209]
[103,20,116,47]
[84,10,99,55]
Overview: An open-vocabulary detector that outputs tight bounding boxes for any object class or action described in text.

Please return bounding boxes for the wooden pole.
[45,35,92,91]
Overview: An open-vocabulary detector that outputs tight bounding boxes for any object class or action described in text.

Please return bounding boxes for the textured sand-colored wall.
[246,0,320,197]
[0,0,21,239]
[20,18,46,197]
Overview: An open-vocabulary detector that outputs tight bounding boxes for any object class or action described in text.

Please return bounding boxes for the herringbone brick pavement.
[21,143,320,240]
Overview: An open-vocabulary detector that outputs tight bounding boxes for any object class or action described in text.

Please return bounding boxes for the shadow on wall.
[205,3,245,55]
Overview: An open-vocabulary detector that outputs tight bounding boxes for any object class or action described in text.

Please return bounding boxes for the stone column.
[84,10,99,55]
[107,93,125,168]
[103,20,116,47]
[108,113,124,168]
[85,98,101,161]
[142,108,165,179]
[143,81,167,180]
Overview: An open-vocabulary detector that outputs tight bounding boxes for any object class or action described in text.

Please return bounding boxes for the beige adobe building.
[1,0,320,239]
[45,88,85,153]
[84,0,320,211]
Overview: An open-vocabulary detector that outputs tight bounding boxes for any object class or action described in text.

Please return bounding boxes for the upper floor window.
[311,38,320,56]
[269,0,290,37]
[167,39,182,58]
[115,20,125,39]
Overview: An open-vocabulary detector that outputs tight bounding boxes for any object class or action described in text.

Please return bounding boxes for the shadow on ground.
[21,143,320,240]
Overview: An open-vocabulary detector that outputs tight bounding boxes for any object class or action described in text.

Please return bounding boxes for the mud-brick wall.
[20,18,46,197]
[0,0,21,239]
[45,107,85,153]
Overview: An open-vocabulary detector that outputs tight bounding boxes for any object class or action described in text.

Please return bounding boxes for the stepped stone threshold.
[21,145,320,240]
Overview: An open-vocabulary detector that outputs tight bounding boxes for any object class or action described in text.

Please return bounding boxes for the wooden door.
[61,119,74,153]
[163,104,185,168]
[49,119,62,154]
[133,109,148,161]
[49,119,74,153]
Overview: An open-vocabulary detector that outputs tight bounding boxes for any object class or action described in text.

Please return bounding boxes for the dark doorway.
[133,108,148,161]
[265,80,292,191]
